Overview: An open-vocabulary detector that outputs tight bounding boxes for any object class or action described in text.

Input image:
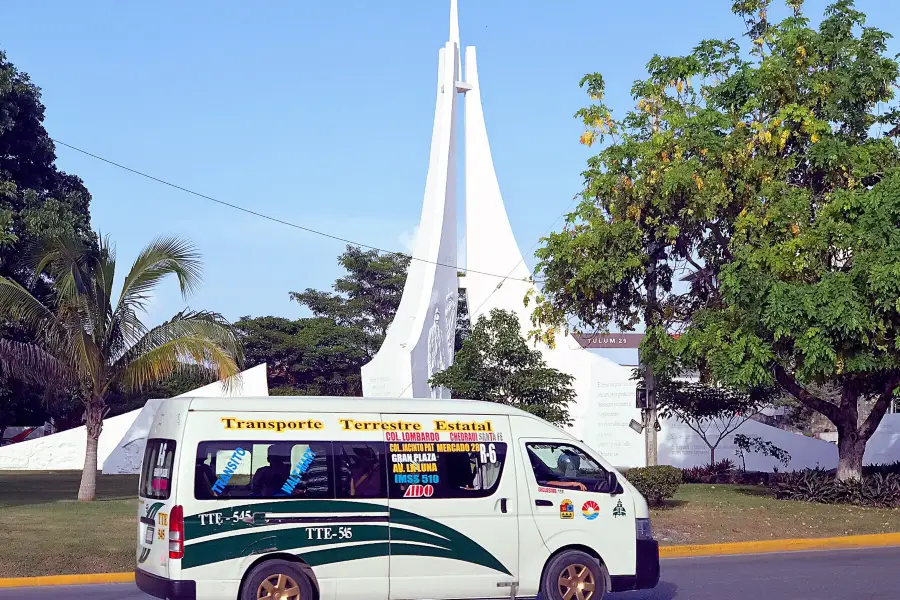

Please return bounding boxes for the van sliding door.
[382,413,518,600]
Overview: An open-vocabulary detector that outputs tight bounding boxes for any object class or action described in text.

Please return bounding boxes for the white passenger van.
[135,397,659,600]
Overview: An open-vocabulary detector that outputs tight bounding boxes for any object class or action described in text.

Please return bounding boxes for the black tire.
[541,550,606,600]
[241,559,314,600]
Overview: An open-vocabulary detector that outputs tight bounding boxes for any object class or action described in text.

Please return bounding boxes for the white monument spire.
[360,1,461,399]
[362,4,642,472]
[449,0,460,47]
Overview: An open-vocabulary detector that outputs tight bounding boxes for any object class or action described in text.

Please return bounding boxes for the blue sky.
[2,0,897,328]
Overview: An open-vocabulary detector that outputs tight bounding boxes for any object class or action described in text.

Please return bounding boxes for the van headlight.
[635,518,653,540]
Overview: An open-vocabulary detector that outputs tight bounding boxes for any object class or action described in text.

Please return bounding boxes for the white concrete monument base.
[0,364,269,473]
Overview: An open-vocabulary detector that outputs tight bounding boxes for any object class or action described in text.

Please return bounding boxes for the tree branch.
[860,373,900,439]
[773,364,842,424]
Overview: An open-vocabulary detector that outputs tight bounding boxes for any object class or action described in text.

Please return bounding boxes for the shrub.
[864,461,900,477]
[682,459,736,484]
[772,469,900,508]
[626,465,682,506]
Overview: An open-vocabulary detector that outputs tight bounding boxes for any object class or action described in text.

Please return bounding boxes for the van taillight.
[169,505,184,559]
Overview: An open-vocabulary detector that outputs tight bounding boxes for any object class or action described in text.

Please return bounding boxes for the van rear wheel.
[541,550,606,600]
[242,559,313,600]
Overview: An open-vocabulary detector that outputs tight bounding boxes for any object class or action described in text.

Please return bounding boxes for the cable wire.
[394,195,581,397]
[51,138,534,282]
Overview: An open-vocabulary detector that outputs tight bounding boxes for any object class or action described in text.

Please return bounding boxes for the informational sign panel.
[573,333,645,349]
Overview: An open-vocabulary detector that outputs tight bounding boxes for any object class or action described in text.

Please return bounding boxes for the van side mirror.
[606,471,620,495]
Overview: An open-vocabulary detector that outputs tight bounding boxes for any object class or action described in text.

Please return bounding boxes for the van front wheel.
[242,559,313,600]
[541,550,606,600]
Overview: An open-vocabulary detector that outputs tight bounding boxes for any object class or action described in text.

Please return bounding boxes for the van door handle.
[535,499,553,507]
[500,498,508,513]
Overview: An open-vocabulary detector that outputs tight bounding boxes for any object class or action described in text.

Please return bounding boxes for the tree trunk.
[836,428,867,482]
[709,446,716,465]
[77,399,105,502]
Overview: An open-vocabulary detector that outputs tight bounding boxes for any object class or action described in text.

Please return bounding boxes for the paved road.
[2,546,899,599]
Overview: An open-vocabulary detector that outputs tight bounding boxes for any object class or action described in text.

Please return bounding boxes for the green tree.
[0,50,94,287]
[531,0,900,479]
[657,381,776,464]
[291,246,410,359]
[235,315,368,396]
[1,50,96,433]
[430,309,575,426]
[0,235,243,500]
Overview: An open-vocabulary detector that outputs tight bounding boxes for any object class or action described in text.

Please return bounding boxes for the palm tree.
[0,235,243,501]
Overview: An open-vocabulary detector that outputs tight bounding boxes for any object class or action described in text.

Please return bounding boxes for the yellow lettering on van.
[221,417,324,431]
[433,419,494,432]
[339,419,422,431]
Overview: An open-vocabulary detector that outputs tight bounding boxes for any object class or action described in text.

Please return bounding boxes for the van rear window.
[140,439,177,500]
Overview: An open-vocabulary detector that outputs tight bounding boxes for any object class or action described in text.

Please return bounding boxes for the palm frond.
[112,309,243,394]
[0,338,74,388]
[116,336,239,395]
[117,236,202,314]
[31,235,97,302]
[0,276,61,334]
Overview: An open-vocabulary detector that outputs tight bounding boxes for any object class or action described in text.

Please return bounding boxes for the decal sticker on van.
[180,500,511,576]
[402,484,435,498]
[281,448,316,495]
[559,498,574,519]
[613,499,627,518]
[210,447,246,494]
[138,502,165,564]
[221,418,324,432]
[581,500,599,520]
[537,486,559,495]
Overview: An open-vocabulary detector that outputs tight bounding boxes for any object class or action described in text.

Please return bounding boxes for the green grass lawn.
[0,472,138,578]
[650,484,900,545]
[2,474,900,578]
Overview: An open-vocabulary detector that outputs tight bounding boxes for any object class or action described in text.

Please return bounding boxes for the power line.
[51,138,535,283]
[467,195,580,320]
[396,196,581,398]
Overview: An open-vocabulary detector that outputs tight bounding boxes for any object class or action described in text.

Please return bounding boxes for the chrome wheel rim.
[558,563,596,600]
[257,573,301,600]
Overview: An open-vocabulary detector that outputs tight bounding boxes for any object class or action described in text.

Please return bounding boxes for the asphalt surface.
[2,546,899,599]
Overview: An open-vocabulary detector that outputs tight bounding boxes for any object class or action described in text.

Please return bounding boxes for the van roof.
[182,396,547,419]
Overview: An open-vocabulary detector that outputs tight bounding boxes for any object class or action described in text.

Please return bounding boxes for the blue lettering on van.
[211,448,246,493]
[394,473,420,484]
[280,448,316,495]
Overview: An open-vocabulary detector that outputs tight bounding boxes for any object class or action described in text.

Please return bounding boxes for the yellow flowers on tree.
[532,0,900,480]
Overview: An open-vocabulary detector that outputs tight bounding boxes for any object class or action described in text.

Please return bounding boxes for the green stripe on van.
[185,499,384,540]
[181,502,509,575]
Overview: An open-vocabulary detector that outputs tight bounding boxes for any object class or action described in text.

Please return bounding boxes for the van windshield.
[140,438,177,500]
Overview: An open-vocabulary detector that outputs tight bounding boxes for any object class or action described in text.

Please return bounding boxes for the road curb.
[660,532,900,558]
[3,533,900,588]
[0,572,134,588]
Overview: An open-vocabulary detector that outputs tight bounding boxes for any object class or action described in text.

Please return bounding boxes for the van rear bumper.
[135,568,196,600]
[609,539,661,592]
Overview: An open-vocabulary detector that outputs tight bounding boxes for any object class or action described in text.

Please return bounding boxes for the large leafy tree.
[531,0,900,479]
[240,247,471,397]
[0,235,243,500]
[235,315,368,396]
[430,309,575,426]
[292,246,410,359]
[0,50,93,287]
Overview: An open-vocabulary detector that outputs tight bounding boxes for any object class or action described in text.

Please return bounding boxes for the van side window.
[525,443,611,493]
[195,441,333,499]
[335,442,387,499]
[141,438,177,500]
[388,441,507,499]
